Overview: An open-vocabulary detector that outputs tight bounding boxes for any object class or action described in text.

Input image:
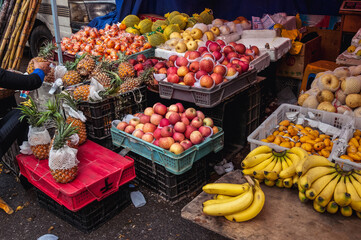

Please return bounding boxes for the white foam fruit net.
[28,126,51,146]
[49,145,79,170]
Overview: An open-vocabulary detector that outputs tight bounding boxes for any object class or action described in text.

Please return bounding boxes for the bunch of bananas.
[298,155,361,218]
[260,120,334,157]
[202,177,265,222]
[339,129,361,162]
[241,146,308,188]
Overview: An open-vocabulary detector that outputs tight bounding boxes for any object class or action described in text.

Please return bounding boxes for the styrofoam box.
[333,117,361,170]
[250,52,271,72]
[242,30,279,38]
[216,33,241,43]
[155,48,185,59]
[237,37,291,61]
[247,104,353,161]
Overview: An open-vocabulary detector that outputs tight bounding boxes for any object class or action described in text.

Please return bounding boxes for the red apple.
[116,122,128,131]
[211,72,223,85]
[153,128,162,139]
[191,117,203,128]
[216,39,226,46]
[199,126,212,137]
[175,103,184,113]
[180,139,193,150]
[205,40,213,47]
[213,65,227,76]
[125,125,135,134]
[132,129,144,138]
[165,60,175,68]
[188,51,201,60]
[129,59,137,66]
[227,52,239,60]
[250,45,260,56]
[150,113,163,125]
[154,104,167,116]
[189,61,200,73]
[136,54,146,63]
[160,126,174,137]
[168,73,180,83]
[168,104,179,113]
[159,118,170,127]
[222,45,234,55]
[151,58,159,65]
[203,117,214,127]
[139,115,150,124]
[143,123,157,133]
[198,46,208,54]
[173,132,185,142]
[153,102,161,109]
[208,42,221,52]
[202,53,215,60]
[200,75,214,88]
[221,59,229,66]
[175,56,189,67]
[174,121,186,133]
[153,139,159,146]
[184,125,197,139]
[159,137,175,150]
[177,66,189,77]
[142,133,154,143]
[213,126,219,134]
[165,111,176,119]
[195,70,208,80]
[229,42,237,48]
[239,60,249,72]
[226,67,237,76]
[212,51,222,61]
[144,107,154,116]
[169,142,184,154]
[199,59,214,73]
[158,68,167,74]
[135,123,144,130]
[245,49,254,56]
[184,72,196,86]
[234,63,243,73]
[129,118,140,127]
[190,131,203,144]
[168,112,181,125]
[181,117,190,125]
[154,62,165,71]
[169,55,178,62]
[134,63,143,72]
[196,111,205,120]
[239,56,250,64]
[167,67,178,75]
[235,43,246,54]
[185,108,197,120]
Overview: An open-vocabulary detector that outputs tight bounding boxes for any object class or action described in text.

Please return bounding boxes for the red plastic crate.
[17,140,135,212]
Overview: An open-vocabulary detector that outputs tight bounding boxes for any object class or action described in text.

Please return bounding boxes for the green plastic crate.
[128,47,155,60]
[111,121,224,175]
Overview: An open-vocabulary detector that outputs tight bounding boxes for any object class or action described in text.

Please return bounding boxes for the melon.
[165,11,180,21]
[152,20,168,32]
[163,24,181,40]
[170,15,188,30]
[147,32,166,47]
[122,15,140,28]
[200,8,214,24]
[137,19,153,34]
[126,27,140,35]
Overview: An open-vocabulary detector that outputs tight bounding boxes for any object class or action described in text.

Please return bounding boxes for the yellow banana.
[298,181,306,193]
[293,174,299,187]
[281,157,289,171]
[305,172,338,200]
[245,145,272,159]
[252,157,278,179]
[203,196,238,207]
[340,206,353,217]
[215,195,233,200]
[299,155,334,176]
[290,147,308,172]
[326,201,339,214]
[283,155,294,168]
[224,185,265,222]
[334,175,352,207]
[299,191,308,203]
[0,197,13,214]
[202,183,249,196]
[313,200,326,213]
[299,166,336,189]
[316,174,341,207]
[241,152,273,168]
[349,175,361,198]
[264,179,275,187]
[345,176,361,212]
[286,151,301,164]
[356,211,361,219]
[283,178,293,188]
[242,156,275,175]
[264,159,282,181]
[352,172,361,182]
[275,178,284,188]
[203,188,254,216]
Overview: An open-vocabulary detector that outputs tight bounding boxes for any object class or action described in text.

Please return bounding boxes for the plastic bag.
[19,141,33,155]
[63,103,87,123]
[28,126,51,147]
[48,145,79,171]
[89,77,105,101]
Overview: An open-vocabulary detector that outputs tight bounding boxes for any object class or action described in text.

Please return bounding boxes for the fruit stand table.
[181,170,360,240]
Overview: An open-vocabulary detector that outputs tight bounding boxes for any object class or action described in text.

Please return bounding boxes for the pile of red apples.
[153,40,260,88]
[116,102,219,155]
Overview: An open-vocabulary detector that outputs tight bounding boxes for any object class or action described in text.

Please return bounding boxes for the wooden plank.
[181,170,361,240]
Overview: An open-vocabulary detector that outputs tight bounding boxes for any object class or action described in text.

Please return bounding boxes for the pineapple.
[50,121,79,184]
[119,67,153,93]
[77,55,96,77]
[73,85,90,101]
[18,97,50,160]
[117,53,135,78]
[62,54,87,86]
[60,92,87,145]
[93,71,112,88]
[92,57,119,89]
[44,67,55,83]
[26,43,56,74]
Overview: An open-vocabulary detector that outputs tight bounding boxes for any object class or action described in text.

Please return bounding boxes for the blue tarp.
[89,0,342,30]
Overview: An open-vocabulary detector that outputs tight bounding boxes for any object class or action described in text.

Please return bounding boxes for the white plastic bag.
[48,145,79,171]
[20,141,33,155]
[89,77,105,101]
[63,103,87,123]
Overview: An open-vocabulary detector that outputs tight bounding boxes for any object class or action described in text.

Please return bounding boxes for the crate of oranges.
[247,104,353,160]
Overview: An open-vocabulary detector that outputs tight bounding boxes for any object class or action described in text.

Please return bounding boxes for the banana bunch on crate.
[202,176,265,222]
[241,146,308,188]
[298,155,361,218]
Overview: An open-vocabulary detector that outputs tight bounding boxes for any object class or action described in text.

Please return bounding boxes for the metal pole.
[50,0,63,64]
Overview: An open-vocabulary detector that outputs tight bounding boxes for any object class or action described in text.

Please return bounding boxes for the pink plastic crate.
[17,140,135,212]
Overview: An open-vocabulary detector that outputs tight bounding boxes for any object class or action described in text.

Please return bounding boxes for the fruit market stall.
[181,170,360,240]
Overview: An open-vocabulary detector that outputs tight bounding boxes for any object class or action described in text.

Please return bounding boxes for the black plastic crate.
[89,136,122,152]
[78,86,147,140]
[36,185,130,233]
[128,152,209,203]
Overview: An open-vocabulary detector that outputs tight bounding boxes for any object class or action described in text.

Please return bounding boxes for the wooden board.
[181,170,361,240]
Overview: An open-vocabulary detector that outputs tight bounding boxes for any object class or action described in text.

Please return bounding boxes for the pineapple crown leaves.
[38,42,57,59]
[117,51,130,63]
[64,53,87,70]
[139,67,155,83]
[18,96,48,127]
[97,57,118,72]
[44,95,64,123]
[53,120,78,150]
[58,91,79,112]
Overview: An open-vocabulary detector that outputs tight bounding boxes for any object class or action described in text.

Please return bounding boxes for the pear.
[317,102,336,113]
[302,95,319,109]
[346,94,361,108]
[341,76,361,94]
[316,90,334,103]
[298,93,310,106]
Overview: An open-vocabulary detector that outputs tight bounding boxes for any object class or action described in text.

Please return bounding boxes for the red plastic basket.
[17,140,135,211]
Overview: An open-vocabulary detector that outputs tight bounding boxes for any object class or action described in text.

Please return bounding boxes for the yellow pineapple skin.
[73,85,90,101]
[62,70,82,86]
[31,144,50,160]
[66,116,87,145]
[118,62,135,78]
[26,57,46,74]
[77,56,96,76]
[51,166,78,183]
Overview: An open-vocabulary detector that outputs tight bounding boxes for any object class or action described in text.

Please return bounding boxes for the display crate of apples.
[247,104,353,160]
[154,40,258,107]
[111,102,224,175]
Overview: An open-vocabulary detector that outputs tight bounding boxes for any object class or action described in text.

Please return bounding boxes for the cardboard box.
[276,35,322,79]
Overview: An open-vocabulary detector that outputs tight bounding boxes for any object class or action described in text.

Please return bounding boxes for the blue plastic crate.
[111,121,224,175]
